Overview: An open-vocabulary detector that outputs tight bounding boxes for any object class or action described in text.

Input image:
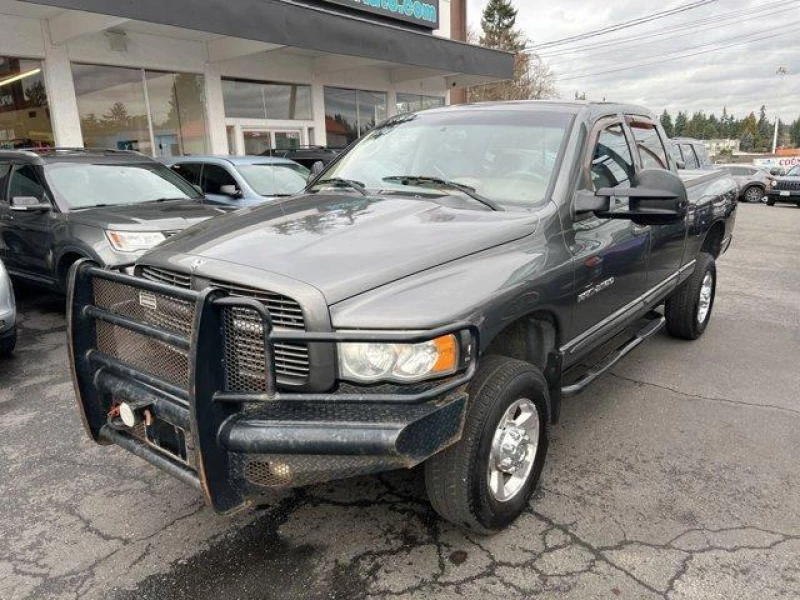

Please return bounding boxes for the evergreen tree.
[470,0,557,102]
[740,130,754,152]
[674,111,688,137]
[660,110,674,138]
[790,116,800,146]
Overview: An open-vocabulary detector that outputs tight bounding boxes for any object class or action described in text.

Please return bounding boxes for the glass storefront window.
[73,64,209,157]
[222,79,312,121]
[324,87,387,148]
[146,72,208,157]
[396,93,445,114]
[0,57,53,149]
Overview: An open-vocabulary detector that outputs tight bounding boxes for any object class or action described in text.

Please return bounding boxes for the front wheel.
[743,185,764,204]
[424,355,550,534]
[665,252,716,340]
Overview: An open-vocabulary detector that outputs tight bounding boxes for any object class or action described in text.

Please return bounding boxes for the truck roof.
[421,99,657,121]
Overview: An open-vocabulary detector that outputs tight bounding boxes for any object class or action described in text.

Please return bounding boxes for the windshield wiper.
[382,176,503,211]
[139,197,194,204]
[310,178,368,196]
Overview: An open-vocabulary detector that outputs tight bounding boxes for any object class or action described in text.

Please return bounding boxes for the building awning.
[19,0,514,83]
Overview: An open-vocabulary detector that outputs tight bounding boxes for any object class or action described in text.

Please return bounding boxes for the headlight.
[105,230,166,252]
[338,334,459,383]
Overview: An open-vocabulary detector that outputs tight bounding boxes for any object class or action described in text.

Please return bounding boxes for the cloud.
[467,0,799,122]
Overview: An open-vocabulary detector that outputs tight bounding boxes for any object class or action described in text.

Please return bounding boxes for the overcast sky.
[467,0,799,123]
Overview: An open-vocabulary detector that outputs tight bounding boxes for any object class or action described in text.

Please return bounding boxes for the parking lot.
[1,202,798,600]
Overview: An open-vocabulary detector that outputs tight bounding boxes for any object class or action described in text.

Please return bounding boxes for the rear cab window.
[681,145,699,169]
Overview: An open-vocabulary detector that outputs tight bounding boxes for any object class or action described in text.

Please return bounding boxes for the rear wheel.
[424,355,549,534]
[665,252,716,340]
[743,185,763,203]
[0,327,16,357]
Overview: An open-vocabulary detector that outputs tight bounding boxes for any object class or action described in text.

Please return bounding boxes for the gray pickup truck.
[67,101,737,533]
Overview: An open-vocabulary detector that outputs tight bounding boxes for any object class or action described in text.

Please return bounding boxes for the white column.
[311,77,327,147]
[41,21,83,147]
[387,85,398,118]
[203,62,228,154]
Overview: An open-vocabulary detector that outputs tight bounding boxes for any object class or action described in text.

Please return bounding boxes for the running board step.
[561,312,666,397]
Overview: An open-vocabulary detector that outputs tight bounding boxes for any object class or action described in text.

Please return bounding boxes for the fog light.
[119,402,141,428]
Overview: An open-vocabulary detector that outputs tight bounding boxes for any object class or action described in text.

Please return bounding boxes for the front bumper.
[767,190,800,202]
[68,262,474,514]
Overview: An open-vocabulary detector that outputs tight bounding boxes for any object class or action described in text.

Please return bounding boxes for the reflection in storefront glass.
[396,93,445,114]
[73,64,209,157]
[73,64,151,154]
[324,87,388,148]
[0,57,54,149]
[222,79,312,121]
[146,71,208,157]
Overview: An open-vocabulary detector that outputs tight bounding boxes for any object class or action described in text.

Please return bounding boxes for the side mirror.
[10,196,51,212]
[308,161,325,183]
[579,169,688,226]
[219,184,242,198]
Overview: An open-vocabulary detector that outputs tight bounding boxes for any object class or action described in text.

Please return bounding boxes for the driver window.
[590,124,635,210]
[9,165,46,202]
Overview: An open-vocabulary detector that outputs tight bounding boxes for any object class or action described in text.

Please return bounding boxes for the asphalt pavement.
[1,202,799,600]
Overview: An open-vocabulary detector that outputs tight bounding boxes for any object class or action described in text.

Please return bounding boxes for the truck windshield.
[320,110,573,209]
[44,162,203,210]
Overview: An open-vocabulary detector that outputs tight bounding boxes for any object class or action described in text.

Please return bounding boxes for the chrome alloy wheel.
[697,271,714,324]
[487,398,540,502]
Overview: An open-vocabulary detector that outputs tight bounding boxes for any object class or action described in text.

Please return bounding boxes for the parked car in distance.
[161,156,309,207]
[671,137,712,169]
[68,100,738,534]
[261,146,341,170]
[0,258,15,356]
[766,164,800,206]
[0,148,225,291]
[716,163,775,203]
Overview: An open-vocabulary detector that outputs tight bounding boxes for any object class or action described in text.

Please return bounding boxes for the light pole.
[772,66,787,154]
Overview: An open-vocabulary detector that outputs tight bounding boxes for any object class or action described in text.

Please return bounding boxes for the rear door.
[628,117,687,286]
[568,117,650,337]
[5,164,54,279]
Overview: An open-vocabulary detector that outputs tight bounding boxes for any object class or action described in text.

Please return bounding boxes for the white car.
[0,259,16,356]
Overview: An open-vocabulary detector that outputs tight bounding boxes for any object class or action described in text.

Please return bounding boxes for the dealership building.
[0,0,511,156]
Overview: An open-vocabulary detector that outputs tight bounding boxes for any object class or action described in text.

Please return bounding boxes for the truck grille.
[140,266,310,387]
[775,180,800,191]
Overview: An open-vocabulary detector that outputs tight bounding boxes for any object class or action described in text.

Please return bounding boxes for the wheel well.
[57,252,85,286]
[701,221,726,258]
[485,312,559,374]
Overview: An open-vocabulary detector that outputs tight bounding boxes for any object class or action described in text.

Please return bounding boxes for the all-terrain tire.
[424,355,550,534]
[665,252,716,340]
[742,185,763,203]
[0,327,16,357]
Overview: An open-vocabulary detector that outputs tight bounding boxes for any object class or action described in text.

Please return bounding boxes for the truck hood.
[67,200,225,231]
[144,194,539,304]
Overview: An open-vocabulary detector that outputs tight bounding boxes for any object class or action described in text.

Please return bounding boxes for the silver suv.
[717,164,775,203]
[0,259,15,356]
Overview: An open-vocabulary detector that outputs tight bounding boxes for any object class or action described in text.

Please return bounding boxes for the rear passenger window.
[171,163,203,186]
[590,124,635,189]
[9,165,46,201]
[681,145,699,170]
[201,165,237,195]
[630,123,669,170]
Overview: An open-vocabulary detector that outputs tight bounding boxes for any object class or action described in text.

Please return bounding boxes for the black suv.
[0,148,224,291]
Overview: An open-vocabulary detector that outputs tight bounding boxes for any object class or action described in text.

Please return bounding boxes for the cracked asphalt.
[1,202,799,600]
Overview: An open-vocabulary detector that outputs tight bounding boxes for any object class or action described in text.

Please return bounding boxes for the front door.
[3,164,54,279]
[567,118,651,340]
[627,117,687,286]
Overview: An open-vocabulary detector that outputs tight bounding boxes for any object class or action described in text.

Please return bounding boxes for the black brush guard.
[68,261,475,514]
